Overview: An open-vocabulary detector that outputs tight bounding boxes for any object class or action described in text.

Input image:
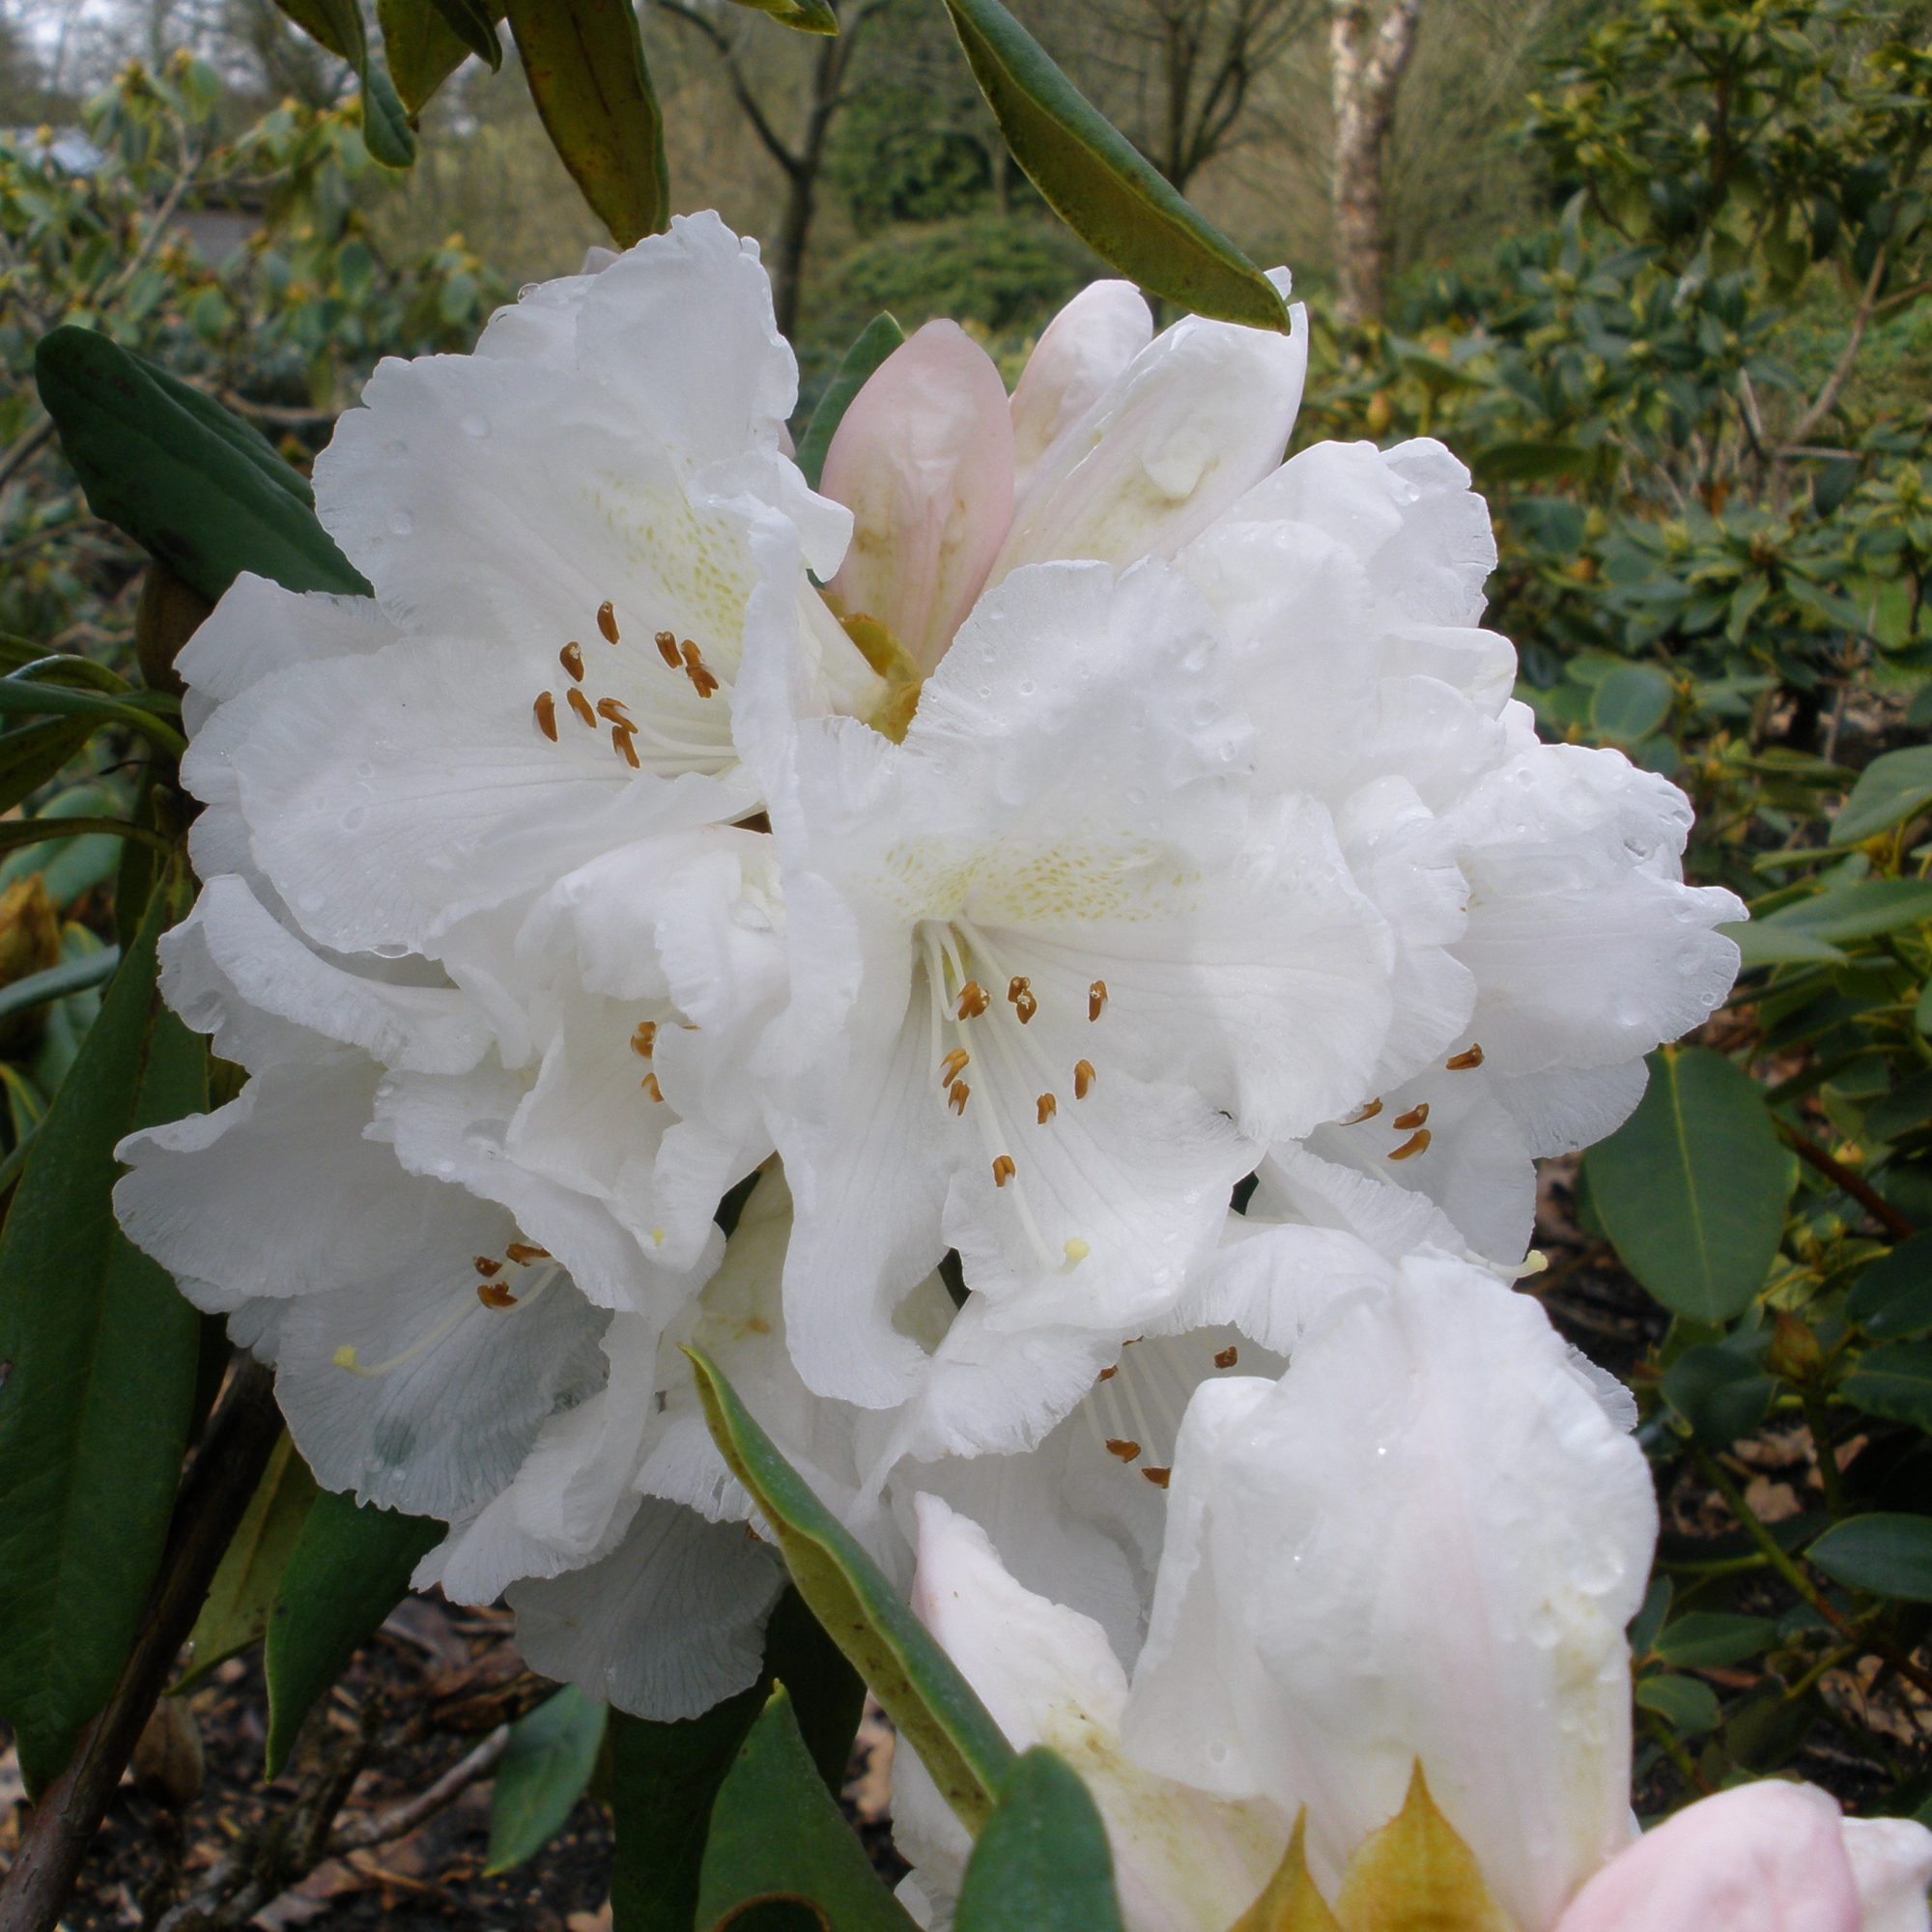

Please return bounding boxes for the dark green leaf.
[954,1747,1122,1932]
[381,0,502,109]
[1628,1576,1671,1658]
[273,0,365,62]
[487,1686,609,1875]
[1763,879,1932,944]
[505,0,668,245]
[0,880,205,1792]
[1848,1234,1932,1338]
[1843,1340,1932,1434]
[0,949,123,1028]
[1806,1513,1932,1601]
[359,56,420,167]
[424,0,504,64]
[1833,746,1932,845]
[1651,1612,1779,1668]
[1863,1067,1932,1147]
[1474,439,1590,482]
[798,313,905,490]
[181,1432,320,1690]
[263,1489,441,1776]
[939,0,1288,331]
[1723,920,1848,969]
[271,0,416,163]
[688,1347,1015,1831]
[0,720,97,817]
[1660,1344,1776,1446]
[1634,1674,1721,1735]
[1590,663,1673,745]
[1584,1046,1792,1322]
[608,1586,858,1932]
[36,327,364,602]
[696,1688,918,1931]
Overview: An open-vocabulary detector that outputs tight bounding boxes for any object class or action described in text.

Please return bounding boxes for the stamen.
[1105,1438,1141,1462]
[598,601,620,644]
[506,1242,551,1264]
[1142,1467,1172,1490]
[1037,1093,1057,1124]
[596,696,633,725]
[1088,980,1108,1022]
[1097,1364,1117,1381]
[1214,1346,1238,1368]
[641,1072,664,1102]
[613,724,640,769]
[940,1047,970,1087]
[566,687,598,729]
[1007,976,1037,1024]
[473,1257,501,1277]
[655,629,681,668]
[949,1081,970,1116]
[631,1022,657,1059]
[956,980,989,1020]
[992,1153,1016,1188]
[681,640,721,698]
[1063,1237,1090,1266]
[1392,1102,1430,1130]
[1345,1097,1382,1124]
[560,641,585,682]
[1389,1128,1432,1161]
[1073,1060,1095,1099]
[534,692,558,741]
[476,1280,517,1309]
[1447,1043,1485,1070]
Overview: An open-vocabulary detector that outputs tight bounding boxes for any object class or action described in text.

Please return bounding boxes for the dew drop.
[388,511,414,537]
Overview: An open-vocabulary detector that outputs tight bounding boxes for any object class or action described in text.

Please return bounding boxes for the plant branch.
[1779,1124,1917,1240]
[1788,247,1887,448]
[0,1360,283,1932]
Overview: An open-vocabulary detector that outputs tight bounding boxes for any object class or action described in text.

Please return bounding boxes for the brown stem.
[0,1359,282,1932]
[326,1724,509,1853]
[1780,1125,1917,1241]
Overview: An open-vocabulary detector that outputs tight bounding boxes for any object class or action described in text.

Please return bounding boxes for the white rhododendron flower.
[893,1249,1932,1932]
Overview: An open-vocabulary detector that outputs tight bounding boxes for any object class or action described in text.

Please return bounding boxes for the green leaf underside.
[35,327,364,603]
[504,0,669,247]
[686,1346,1016,1832]
[487,1685,610,1875]
[1584,1045,1792,1322]
[610,1587,862,1932]
[262,1489,441,1776]
[798,313,907,490]
[0,878,205,1792]
[1843,1340,1932,1435]
[939,0,1289,331]
[954,1747,1124,1932]
[180,1433,320,1691]
[1833,745,1932,845]
[1848,1234,1932,1338]
[696,1687,918,1930]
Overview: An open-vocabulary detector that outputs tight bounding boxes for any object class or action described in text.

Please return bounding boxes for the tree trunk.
[1328,0,1421,326]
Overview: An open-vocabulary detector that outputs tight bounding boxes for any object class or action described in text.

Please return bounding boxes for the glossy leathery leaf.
[263,1488,441,1776]
[486,1685,609,1875]
[609,1587,859,1932]
[1583,1046,1791,1322]
[504,0,668,245]
[35,327,365,602]
[180,1432,320,1690]
[955,1747,1124,1932]
[696,1687,918,1930]
[0,877,206,1792]
[1806,1514,1932,1602]
[939,0,1289,331]
[797,312,905,489]
[688,1346,1016,1830]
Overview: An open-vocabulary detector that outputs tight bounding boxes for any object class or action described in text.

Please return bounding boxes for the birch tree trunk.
[1329,0,1422,325]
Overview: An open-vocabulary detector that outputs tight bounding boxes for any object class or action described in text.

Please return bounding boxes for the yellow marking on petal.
[1063,1237,1090,1265]
[1226,1812,1341,1932]
[1328,1764,1513,1932]
[331,1345,359,1371]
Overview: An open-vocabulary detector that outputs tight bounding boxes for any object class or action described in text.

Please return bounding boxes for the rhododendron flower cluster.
[112,213,1916,1929]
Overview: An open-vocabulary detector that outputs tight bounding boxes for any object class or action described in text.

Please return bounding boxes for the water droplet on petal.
[389,511,414,537]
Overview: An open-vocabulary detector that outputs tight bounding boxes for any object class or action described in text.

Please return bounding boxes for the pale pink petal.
[1842,1815,1932,1932]
[819,320,1015,674]
[1009,280,1153,495]
[1552,1783,1861,1932]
